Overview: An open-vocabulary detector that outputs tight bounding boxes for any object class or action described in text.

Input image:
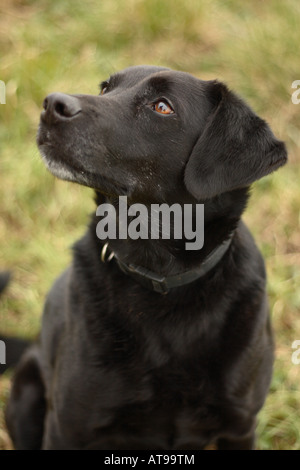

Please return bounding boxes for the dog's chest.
[47,288,227,448]
[52,334,222,449]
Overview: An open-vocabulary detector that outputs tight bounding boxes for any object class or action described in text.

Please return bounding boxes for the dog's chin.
[38,144,132,197]
[39,144,89,186]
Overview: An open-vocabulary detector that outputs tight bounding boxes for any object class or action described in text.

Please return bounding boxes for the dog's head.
[37,65,287,204]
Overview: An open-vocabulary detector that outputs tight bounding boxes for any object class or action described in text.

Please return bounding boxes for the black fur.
[0,273,30,374]
[5,66,287,449]
[0,271,10,294]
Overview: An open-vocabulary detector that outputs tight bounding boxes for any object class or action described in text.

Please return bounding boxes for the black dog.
[5,66,287,450]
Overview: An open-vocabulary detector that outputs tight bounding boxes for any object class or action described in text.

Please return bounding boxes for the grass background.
[0,0,300,450]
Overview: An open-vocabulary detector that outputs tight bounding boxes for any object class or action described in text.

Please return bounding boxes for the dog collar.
[101,234,234,295]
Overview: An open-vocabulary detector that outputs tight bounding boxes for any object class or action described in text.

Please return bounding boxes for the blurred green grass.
[0,0,300,450]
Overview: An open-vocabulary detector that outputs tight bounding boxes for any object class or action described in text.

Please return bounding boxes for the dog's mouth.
[37,125,90,186]
[38,142,89,186]
[37,125,131,197]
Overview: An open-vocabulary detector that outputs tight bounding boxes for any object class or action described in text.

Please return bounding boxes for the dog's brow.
[148,75,170,94]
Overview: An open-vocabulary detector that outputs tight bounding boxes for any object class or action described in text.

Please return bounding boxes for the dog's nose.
[42,92,82,123]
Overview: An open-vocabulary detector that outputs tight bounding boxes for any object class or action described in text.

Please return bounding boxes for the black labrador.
[4,66,287,450]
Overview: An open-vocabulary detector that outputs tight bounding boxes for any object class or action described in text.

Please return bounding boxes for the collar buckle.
[101,242,115,263]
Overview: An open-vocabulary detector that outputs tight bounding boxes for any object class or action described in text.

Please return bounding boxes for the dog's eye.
[100,85,108,95]
[152,100,174,115]
[100,81,109,95]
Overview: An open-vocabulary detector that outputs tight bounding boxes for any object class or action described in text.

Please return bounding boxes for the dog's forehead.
[107,65,201,91]
[108,65,169,86]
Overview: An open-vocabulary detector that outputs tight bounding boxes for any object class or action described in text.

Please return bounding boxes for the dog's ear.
[184,81,287,200]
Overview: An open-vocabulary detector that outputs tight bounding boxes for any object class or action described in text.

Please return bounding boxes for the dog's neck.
[90,189,249,278]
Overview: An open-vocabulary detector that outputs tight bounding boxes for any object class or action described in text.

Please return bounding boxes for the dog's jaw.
[38,142,90,186]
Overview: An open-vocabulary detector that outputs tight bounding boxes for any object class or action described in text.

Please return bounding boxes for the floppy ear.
[184,81,287,200]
